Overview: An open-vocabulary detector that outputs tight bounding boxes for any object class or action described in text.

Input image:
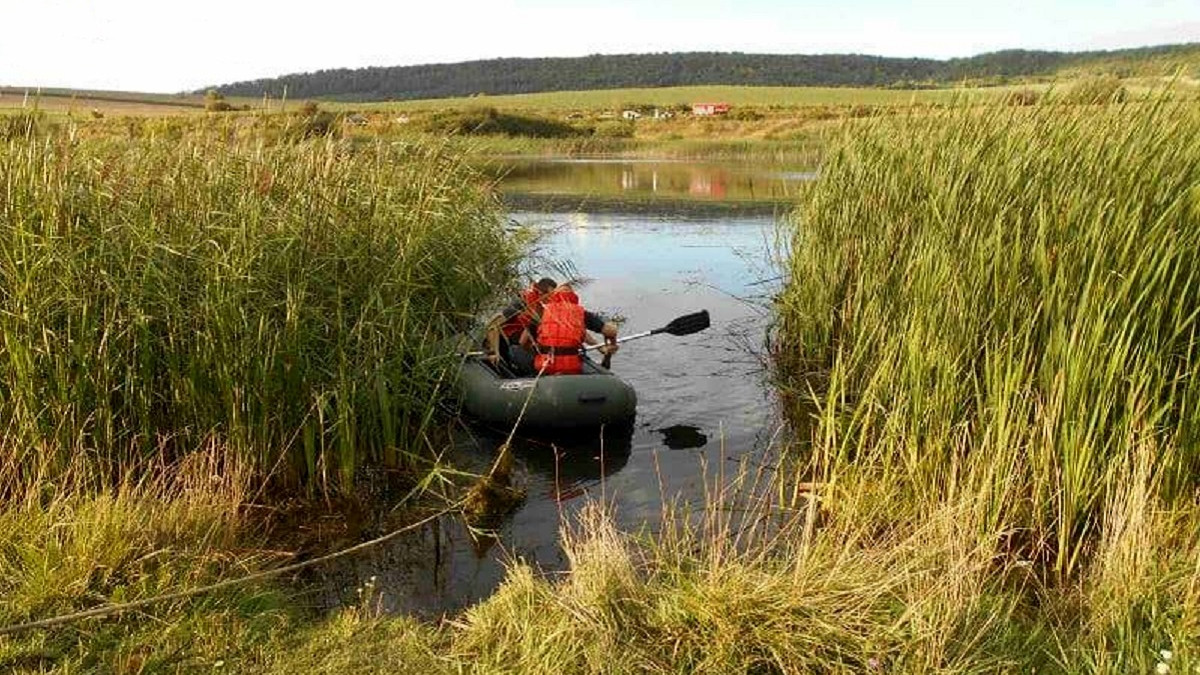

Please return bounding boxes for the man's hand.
[598,343,619,356]
[601,321,619,341]
[485,352,500,366]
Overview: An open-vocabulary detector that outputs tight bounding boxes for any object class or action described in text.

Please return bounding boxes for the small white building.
[621,110,642,120]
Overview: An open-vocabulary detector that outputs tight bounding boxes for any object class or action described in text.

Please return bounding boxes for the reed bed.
[0,126,520,494]
[770,99,1200,667]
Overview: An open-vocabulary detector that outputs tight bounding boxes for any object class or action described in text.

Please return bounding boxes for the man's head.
[549,283,579,304]
[524,277,558,314]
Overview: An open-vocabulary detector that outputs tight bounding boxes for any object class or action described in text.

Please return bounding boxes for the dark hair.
[534,277,558,293]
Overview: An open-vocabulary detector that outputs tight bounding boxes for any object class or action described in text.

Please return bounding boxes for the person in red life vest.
[520,284,618,375]
[486,278,619,375]
[484,277,555,375]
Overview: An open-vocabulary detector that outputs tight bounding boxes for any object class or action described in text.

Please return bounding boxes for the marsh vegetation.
[1,91,1198,673]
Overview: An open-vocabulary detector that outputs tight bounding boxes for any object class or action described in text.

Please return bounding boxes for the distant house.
[621,110,642,120]
[692,102,731,116]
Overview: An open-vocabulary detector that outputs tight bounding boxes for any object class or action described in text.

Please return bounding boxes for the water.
[306,160,808,616]
[489,157,814,204]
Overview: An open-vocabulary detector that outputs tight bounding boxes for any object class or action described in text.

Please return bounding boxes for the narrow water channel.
[306,160,808,616]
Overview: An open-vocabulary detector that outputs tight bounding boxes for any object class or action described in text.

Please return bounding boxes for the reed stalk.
[0,127,520,494]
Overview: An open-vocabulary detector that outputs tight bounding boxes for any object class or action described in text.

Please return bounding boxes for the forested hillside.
[211,44,1199,101]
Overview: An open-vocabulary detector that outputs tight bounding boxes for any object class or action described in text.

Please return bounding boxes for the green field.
[349,84,997,112]
[8,83,973,116]
[6,71,1196,121]
[1,83,985,120]
[0,82,1072,118]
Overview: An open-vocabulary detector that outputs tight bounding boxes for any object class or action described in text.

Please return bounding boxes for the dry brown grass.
[0,92,205,116]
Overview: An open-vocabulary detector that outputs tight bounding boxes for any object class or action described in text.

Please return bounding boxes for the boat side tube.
[457,356,637,430]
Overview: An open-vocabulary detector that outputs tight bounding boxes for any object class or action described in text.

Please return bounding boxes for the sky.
[2,0,1198,93]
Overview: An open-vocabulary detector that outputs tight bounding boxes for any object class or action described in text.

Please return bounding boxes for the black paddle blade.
[661,310,710,336]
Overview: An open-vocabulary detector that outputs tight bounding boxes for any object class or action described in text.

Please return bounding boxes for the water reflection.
[654,424,709,450]
[459,423,634,503]
[487,158,811,204]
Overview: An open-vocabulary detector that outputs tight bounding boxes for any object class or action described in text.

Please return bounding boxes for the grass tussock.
[0,128,520,493]
[0,454,301,673]
[422,106,588,138]
[245,475,1195,673]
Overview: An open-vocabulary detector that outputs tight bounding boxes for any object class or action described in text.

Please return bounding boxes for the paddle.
[592,310,710,368]
[582,309,711,352]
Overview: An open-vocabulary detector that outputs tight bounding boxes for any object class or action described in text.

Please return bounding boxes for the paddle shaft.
[582,329,656,351]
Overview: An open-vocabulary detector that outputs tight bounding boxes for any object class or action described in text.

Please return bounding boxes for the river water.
[307,159,809,616]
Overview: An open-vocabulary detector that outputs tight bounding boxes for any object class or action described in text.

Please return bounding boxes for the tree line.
[209,44,1199,102]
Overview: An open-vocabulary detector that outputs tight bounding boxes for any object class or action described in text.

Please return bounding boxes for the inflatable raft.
[456,355,637,430]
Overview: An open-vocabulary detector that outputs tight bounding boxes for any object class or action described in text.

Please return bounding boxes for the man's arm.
[484,314,505,364]
[584,311,619,341]
[484,300,527,363]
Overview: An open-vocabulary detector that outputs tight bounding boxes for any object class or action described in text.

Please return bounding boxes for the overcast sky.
[2,0,1198,93]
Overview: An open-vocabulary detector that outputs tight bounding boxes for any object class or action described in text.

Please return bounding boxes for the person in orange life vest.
[520,284,618,375]
[484,277,555,375]
[485,278,618,375]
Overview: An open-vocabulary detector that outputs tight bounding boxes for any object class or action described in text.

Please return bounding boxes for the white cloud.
[1,0,1197,92]
[1079,21,1200,50]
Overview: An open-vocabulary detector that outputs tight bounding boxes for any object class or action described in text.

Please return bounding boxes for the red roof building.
[692,102,731,116]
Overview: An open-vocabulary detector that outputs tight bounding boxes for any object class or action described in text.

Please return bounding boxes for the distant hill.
[210,44,1200,102]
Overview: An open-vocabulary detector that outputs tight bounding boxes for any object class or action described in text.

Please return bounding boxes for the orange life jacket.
[533,288,585,375]
[500,285,542,340]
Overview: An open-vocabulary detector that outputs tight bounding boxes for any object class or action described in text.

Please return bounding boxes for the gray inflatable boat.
[456,355,637,430]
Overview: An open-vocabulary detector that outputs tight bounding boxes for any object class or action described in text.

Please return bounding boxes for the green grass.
[346,84,999,113]
[0,125,521,494]
[0,118,520,671]
[774,98,1200,667]
[0,456,301,673]
[452,133,826,165]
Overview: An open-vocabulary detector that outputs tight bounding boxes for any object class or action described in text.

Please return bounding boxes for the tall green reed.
[776,99,1200,576]
[0,126,520,494]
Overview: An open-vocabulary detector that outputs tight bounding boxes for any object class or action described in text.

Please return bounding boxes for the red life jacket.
[500,285,542,340]
[534,288,585,375]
